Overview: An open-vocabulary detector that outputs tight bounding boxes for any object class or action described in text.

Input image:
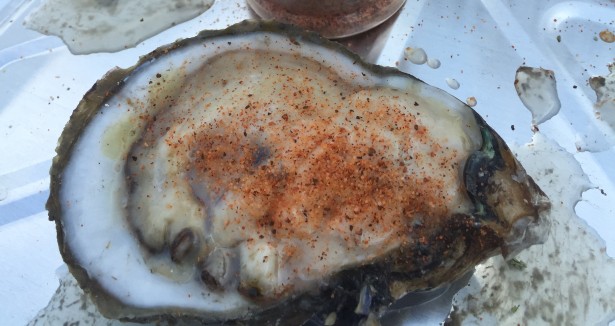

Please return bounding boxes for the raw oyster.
[47,21,550,324]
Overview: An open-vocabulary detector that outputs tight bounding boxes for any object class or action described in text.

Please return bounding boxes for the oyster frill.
[48,21,550,324]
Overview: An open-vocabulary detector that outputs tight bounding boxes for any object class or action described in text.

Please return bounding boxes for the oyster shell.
[48,21,550,324]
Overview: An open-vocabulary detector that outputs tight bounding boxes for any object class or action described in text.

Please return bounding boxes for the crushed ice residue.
[589,63,615,130]
[24,0,214,54]
[28,266,139,326]
[449,133,615,325]
[514,66,562,126]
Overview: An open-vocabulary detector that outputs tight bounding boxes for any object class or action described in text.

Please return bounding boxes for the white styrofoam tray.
[1,0,613,324]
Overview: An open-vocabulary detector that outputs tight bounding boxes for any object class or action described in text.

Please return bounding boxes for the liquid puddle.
[24,0,214,54]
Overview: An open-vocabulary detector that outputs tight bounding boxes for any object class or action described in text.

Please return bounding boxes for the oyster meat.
[48,21,550,324]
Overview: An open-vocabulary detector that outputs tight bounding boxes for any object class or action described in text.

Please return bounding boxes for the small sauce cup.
[247,0,407,38]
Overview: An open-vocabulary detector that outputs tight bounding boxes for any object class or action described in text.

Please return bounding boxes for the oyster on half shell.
[48,21,550,324]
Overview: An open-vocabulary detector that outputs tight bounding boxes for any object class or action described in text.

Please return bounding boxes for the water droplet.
[404,47,427,65]
[446,78,460,90]
[466,96,477,107]
[427,58,441,69]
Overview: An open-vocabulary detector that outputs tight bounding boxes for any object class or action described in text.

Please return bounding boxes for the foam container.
[1,0,613,324]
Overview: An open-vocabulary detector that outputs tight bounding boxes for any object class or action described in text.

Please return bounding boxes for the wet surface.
[24,0,214,54]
